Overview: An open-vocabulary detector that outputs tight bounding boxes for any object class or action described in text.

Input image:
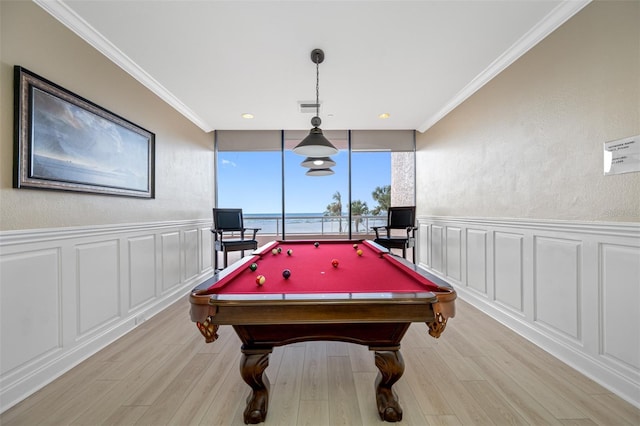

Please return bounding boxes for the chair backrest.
[212,208,244,231]
[387,206,416,229]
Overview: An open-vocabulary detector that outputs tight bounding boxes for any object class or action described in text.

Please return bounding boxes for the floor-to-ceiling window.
[215,131,283,237]
[284,130,349,239]
[215,130,415,240]
[351,130,416,237]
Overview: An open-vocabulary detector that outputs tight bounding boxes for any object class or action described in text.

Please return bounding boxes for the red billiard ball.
[256,275,266,286]
[282,269,291,279]
[331,259,339,268]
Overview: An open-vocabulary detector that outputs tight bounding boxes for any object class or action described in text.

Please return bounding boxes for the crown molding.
[417,0,592,133]
[33,0,214,133]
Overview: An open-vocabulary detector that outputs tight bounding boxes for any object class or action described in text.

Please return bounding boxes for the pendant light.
[306,168,335,176]
[300,156,336,168]
[293,49,338,157]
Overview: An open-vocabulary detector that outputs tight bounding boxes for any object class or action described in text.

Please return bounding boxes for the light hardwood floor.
[2,298,638,425]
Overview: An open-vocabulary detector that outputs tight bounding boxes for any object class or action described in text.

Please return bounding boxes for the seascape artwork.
[31,88,150,192]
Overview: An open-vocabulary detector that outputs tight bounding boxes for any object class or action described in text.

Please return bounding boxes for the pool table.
[190,240,456,424]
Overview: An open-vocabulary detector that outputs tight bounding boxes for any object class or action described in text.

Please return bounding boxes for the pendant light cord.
[315,57,320,119]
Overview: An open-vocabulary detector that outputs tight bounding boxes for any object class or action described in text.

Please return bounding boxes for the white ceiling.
[36,0,590,133]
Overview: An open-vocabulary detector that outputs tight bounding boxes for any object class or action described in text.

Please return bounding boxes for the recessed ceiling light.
[378,113,390,119]
[241,113,254,119]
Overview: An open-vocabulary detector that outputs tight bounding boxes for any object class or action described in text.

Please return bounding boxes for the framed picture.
[14,66,155,198]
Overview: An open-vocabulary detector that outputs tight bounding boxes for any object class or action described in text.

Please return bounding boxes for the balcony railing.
[241,214,388,238]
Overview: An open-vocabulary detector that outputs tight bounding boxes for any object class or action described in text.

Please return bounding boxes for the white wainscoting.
[417,216,640,409]
[0,220,213,412]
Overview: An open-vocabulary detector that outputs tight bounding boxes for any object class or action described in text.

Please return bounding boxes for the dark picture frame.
[13,66,155,198]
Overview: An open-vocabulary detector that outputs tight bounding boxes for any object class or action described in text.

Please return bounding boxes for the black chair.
[211,208,260,270]
[371,206,417,262]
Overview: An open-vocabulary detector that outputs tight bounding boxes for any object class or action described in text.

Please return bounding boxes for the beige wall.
[416,1,639,222]
[0,1,214,231]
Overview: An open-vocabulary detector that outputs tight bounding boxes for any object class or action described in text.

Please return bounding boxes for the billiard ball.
[353,243,358,249]
[282,269,291,279]
[331,259,339,268]
[357,249,363,256]
[314,242,319,248]
[272,248,278,255]
[256,275,266,286]
[287,249,293,256]
[277,247,282,253]
[249,263,258,271]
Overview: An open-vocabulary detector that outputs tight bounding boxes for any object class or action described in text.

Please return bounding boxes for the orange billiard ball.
[331,259,339,268]
[356,249,363,256]
[256,275,266,286]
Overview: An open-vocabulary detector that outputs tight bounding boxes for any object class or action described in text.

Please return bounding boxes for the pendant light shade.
[293,128,338,156]
[293,49,338,159]
[300,156,336,168]
[305,168,335,176]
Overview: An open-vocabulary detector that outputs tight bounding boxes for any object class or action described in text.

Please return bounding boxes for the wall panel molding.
[466,229,488,296]
[533,236,582,343]
[128,235,157,311]
[494,231,524,314]
[445,227,462,281]
[599,243,640,374]
[0,219,212,412]
[417,215,640,409]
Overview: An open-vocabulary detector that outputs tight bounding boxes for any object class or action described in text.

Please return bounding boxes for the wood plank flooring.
[2,298,638,425]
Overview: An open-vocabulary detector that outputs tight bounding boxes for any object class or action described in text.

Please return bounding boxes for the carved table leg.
[374,350,404,422]
[239,349,271,424]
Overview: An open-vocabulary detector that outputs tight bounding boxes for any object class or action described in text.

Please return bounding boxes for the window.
[216,131,282,236]
[215,130,415,239]
[284,130,348,238]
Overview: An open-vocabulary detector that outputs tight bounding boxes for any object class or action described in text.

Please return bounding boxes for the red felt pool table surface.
[197,239,444,296]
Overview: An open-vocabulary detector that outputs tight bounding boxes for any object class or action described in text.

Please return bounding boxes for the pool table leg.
[239,348,271,424]
[373,350,404,422]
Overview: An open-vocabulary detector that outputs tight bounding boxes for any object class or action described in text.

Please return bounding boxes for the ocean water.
[243,213,386,235]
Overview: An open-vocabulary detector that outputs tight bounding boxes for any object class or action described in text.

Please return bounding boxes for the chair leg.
[224,251,229,268]
[214,249,219,271]
[402,247,406,259]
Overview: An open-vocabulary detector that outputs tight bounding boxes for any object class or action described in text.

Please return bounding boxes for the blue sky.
[217,151,390,214]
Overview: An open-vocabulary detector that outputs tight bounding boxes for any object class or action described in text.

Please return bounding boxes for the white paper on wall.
[603,135,640,175]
